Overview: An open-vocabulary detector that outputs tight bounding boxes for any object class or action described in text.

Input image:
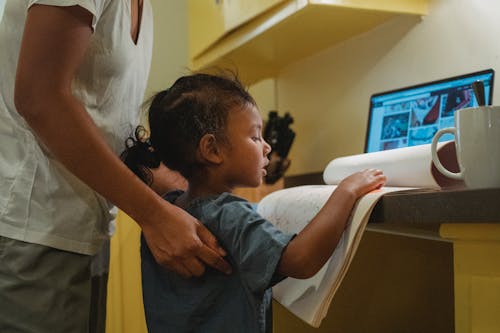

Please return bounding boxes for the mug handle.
[431,128,463,180]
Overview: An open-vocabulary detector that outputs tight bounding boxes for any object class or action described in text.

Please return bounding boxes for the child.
[121,73,386,333]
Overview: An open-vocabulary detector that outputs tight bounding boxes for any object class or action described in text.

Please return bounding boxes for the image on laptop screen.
[365,69,495,153]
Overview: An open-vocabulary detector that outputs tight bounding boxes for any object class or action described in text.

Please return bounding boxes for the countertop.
[367,187,500,239]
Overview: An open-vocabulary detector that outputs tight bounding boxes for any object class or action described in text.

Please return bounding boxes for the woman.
[0,1,229,332]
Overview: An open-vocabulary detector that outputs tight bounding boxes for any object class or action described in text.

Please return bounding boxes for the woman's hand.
[141,203,231,278]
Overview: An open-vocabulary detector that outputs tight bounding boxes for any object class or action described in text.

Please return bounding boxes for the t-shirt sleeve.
[204,196,294,294]
[28,0,108,31]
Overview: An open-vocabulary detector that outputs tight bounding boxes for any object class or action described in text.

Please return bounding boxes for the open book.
[256,141,461,327]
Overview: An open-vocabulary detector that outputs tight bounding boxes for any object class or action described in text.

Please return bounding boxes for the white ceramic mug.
[431,106,500,189]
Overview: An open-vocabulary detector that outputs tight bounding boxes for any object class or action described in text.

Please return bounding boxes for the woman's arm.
[277,169,386,278]
[14,4,230,278]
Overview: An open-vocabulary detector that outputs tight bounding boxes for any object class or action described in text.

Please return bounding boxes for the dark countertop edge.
[368,187,500,225]
[366,223,445,241]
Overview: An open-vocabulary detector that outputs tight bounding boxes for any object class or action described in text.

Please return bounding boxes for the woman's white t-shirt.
[0,0,153,255]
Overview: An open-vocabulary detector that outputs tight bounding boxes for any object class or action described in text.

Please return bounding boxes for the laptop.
[364,69,495,153]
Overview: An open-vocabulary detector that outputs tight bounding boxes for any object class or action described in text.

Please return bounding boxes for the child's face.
[220,104,271,188]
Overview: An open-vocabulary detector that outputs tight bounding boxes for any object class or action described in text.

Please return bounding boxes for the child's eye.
[252,136,262,142]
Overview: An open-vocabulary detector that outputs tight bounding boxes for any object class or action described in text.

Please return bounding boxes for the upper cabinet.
[188,0,287,59]
[188,0,428,85]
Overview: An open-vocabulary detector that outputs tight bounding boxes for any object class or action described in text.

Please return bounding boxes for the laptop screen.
[364,69,495,153]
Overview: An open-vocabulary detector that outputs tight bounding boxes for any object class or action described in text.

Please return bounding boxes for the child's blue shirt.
[141,191,294,333]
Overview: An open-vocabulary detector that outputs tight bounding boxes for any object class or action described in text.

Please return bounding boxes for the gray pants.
[0,236,91,333]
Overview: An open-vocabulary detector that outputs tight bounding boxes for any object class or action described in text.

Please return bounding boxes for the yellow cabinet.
[188,0,428,84]
[188,0,286,60]
[439,223,500,333]
[188,0,225,60]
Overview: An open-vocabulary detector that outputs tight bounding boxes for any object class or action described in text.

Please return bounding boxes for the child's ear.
[198,134,224,164]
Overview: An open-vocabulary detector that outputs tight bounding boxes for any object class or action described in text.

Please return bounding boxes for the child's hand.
[337,169,386,198]
[278,168,386,278]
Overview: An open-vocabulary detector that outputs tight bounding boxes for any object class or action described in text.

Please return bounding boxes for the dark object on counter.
[472,80,485,106]
[430,141,465,188]
[263,111,295,184]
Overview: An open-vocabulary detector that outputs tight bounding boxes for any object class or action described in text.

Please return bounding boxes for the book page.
[258,186,411,327]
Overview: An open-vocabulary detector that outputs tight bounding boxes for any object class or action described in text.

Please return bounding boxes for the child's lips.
[262,159,269,175]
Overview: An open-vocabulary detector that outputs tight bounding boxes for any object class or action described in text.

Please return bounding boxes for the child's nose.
[263,139,272,155]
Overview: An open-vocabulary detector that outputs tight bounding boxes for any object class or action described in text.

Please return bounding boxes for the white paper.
[257,186,334,307]
[323,142,449,188]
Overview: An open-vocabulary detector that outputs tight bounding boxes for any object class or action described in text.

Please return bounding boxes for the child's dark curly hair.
[121,72,256,184]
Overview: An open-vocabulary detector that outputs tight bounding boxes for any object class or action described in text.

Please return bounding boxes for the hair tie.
[121,125,161,185]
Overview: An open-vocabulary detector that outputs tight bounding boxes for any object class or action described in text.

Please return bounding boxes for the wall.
[0,0,5,22]
[145,0,188,109]
[279,0,500,176]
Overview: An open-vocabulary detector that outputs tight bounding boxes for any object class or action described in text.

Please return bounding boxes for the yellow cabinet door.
[223,0,286,32]
[188,0,225,59]
[188,0,285,58]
